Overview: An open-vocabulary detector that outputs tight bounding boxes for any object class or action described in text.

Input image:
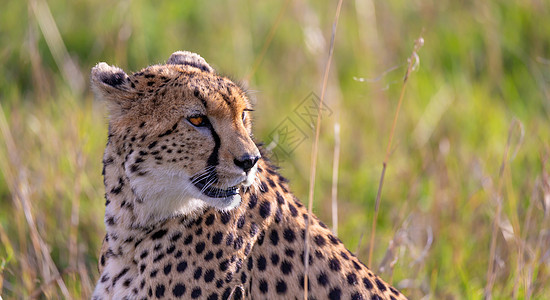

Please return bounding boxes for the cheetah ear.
[91,62,134,119]
[167,51,214,73]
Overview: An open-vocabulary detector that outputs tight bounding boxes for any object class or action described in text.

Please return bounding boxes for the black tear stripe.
[206,124,220,167]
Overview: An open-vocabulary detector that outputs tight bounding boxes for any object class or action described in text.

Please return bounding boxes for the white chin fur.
[128,168,245,224]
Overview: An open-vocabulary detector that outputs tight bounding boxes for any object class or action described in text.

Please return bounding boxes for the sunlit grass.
[1,0,549,298]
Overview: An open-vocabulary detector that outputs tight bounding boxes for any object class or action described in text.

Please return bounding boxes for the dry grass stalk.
[367,35,424,267]
[303,1,343,299]
[244,0,292,83]
[331,122,341,235]
[484,119,524,300]
[0,104,72,299]
[29,0,84,94]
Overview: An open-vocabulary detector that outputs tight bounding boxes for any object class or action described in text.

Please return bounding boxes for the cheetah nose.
[234,154,260,173]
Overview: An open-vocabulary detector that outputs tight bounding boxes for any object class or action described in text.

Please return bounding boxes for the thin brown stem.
[331,122,341,235]
[367,35,424,267]
[244,0,292,83]
[485,119,524,300]
[304,1,343,299]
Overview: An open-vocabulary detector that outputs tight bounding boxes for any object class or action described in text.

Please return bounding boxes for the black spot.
[122,278,132,287]
[329,258,341,271]
[153,253,165,263]
[171,232,182,242]
[237,215,245,228]
[257,255,267,271]
[247,258,253,271]
[328,287,342,300]
[269,229,279,246]
[177,261,188,273]
[151,229,168,240]
[281,260,292,274]
[164,264,172,275]
[204,251,214,261]
[140,250,149,259]
[276,192,285,204]
[362,277,374,289]
[216,250,223,259]
[259,201,271,218]
[283,228,296,243]
[328,234,340,245]
[205,214,215,225]
[206,293,219,300]
[191,287,202,298]
[193,267,203,279]
[220,212,231,224]
[276,280,287,294]
[184,234,193,245]
[271,253,280,265]
[274,207,282,223]
[112,267,129,286]
[248,193,258,209]
[285,248,295,258]
[150,269,158,278]
[224,272,233,283]
[222,287,231,299]
[195,242,205,254]
[219,259,229,271]
[249,222,258,236]
[259,279,268,294]
[204,269,215,283]
[353,260,362,270]
[347,273,358,285]
[260,181,269,192]
[155,284,165,298]
[257,230,265,245]
[288,204,298,217]
[234,236,244,250]
[314,235,326,247]
[212,231,223,245]
[139,122,146,128]
[173,283,186,297]
[375,278,387,291]
[351,292,364,300]
[340,251,349,260]
[148,141,158,149]
[318,272,329,286]
[225,233,234,246]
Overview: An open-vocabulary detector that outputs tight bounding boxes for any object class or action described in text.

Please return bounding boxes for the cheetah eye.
[188,115,209,127]
[242,112,246,122]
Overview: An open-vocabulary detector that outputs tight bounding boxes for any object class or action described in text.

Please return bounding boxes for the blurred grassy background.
[1,0,549,299]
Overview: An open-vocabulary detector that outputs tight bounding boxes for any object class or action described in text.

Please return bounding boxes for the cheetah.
[91,51,407,300]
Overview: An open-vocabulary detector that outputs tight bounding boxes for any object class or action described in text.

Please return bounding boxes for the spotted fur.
[91,51,407,300]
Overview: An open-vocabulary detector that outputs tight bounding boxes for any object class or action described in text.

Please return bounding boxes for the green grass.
[1,0,549,299]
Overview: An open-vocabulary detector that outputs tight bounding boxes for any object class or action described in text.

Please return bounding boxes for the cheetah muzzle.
[91,51,407,300]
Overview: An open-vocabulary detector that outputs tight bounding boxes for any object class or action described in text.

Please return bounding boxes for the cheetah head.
[91,51,260,222]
